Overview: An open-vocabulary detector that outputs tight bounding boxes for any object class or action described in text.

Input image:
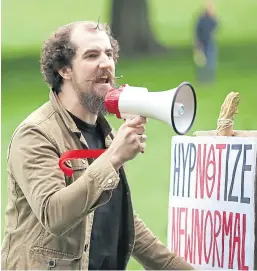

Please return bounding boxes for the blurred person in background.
[1,21,194,270]
[194,0,219,84]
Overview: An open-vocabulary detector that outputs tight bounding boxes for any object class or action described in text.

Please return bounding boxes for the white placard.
[167,136,257,270]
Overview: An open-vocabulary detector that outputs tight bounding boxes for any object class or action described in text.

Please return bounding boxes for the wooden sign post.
[167,92,257,270]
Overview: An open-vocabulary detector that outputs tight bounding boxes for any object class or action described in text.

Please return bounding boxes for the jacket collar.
[49,91,113,147]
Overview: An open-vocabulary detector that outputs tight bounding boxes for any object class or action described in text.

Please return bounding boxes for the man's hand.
[105,116,147,170]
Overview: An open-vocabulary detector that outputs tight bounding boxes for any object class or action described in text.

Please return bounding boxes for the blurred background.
[2,0,257,269]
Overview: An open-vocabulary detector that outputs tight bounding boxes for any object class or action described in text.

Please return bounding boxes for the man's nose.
[98,55,112,70]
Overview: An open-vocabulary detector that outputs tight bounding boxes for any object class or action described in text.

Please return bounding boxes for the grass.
[1,0,257,269]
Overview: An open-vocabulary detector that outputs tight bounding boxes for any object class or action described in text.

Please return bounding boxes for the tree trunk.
[110,0,167,57]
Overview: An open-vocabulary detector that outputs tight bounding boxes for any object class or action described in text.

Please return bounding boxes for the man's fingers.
[129,126,145,135]
[138,134,147,143]
[140,143,146,153]
[126,116,147,127]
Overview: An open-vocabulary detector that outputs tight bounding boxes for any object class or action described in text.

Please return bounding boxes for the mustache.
[85,70,123,82]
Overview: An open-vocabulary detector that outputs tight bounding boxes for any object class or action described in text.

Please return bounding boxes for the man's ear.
[58,66,72,80]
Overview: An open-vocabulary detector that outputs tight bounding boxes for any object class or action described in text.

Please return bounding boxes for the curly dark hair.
[40,21,120,93]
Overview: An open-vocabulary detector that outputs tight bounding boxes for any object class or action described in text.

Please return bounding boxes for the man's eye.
[107,52,113,58]
[87,54,98,59]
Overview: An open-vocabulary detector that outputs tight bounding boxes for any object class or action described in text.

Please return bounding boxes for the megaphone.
[104,81,197,135]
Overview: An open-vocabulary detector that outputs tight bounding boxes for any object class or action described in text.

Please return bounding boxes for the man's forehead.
[70,23,112,51]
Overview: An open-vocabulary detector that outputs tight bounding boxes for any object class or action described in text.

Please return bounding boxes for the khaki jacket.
[1,91,194,270]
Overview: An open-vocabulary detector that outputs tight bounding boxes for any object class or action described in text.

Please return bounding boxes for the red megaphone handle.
[59,149,106,177]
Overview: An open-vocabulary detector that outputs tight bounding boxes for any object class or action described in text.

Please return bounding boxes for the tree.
[110,0,167,57]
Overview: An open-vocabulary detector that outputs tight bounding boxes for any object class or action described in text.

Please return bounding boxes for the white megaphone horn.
[104,82,197,135]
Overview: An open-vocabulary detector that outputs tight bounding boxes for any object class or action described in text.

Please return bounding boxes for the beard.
[78,90,108,115]
[75,71,117,116]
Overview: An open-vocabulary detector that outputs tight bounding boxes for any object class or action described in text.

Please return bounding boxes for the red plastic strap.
[59,149,105,177]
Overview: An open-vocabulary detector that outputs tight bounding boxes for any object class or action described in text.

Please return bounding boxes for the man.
[194,0,218,83]
[1,21,194,270]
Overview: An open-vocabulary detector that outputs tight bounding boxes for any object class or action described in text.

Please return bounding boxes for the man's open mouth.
[96,76,110,84]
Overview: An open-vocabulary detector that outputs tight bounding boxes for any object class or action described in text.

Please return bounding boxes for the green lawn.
[2,0,257,269]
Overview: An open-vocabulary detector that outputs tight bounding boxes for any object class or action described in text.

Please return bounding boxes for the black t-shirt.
[68,112,124,270]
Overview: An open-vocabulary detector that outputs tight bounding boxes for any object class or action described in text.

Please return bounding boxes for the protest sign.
[168,136,257,270]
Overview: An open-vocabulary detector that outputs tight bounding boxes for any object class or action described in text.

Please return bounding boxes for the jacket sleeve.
[8,123,119,236]
[132,214,194,270]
